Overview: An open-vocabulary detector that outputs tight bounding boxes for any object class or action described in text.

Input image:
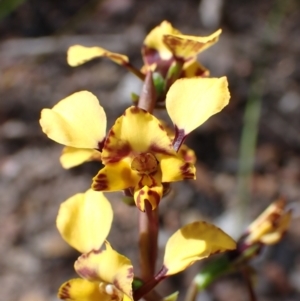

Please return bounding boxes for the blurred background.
[1,0,300,300]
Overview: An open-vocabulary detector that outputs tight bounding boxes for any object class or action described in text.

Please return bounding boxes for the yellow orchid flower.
[57,189,134,301]
[40,76,230,207]
[92,106,195,211]
[243,198,291,245]
[66,21,221,102]
[142,20,221,77]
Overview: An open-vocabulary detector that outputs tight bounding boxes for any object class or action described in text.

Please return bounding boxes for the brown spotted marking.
[129,106,141,114]
[58,282,71,300]
[92,173,109,190]
[103,141,132,164]
[180,163,195,179]
[131,153,158,175]
[147,189,161,207]
[150,143,173,156]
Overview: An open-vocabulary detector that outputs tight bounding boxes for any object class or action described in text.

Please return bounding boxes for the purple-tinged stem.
[137,72,159,282]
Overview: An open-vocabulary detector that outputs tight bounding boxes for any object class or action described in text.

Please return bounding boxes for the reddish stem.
[139,202,159,281]
[137,72,159,282]
[134,266,168,300]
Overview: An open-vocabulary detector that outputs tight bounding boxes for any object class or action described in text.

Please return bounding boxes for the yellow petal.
[92,161,139,191]
[166,77,230,137]
[163,221,236,276]
[40,91,106,149]
[56,189,113,253]
[134,185,163,211]
[75,242,133,300]
[67,45,129,67]
[101,107,174,164]
[245,199,291,245]
[163,29,221,60]
[60,146,102,169]
[143,21,181,61]
[58,278,108,301]
[182,60,209,78]
[159,154,195,182]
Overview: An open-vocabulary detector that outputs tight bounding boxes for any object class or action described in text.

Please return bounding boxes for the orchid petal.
[40,91,106,149]
[67,45,129,67]
[166,77,230,148]
[163,221,236,276]
[163,29,221,60]
[75,242,133,299]
[58,278,108,301]
[56,189,113,253]
[92,161,139,192]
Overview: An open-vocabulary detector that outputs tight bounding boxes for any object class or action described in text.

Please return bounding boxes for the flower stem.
[138,201,159,281]
[137,72,159,282]
[241,267,257,301]
[133,266,167,300]
[137,71,156,112]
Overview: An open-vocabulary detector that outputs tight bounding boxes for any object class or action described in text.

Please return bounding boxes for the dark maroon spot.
[127,267,134,279]
[59,282,71,299]
[158,123,164,131]
[97,138,105,152]
[92,174,108,190]
[97,174,106,179]
[76,266,98,280]
[147,189,160,207]
[180,163,195,179]
[130,106,140,114]
[103,142,132,164]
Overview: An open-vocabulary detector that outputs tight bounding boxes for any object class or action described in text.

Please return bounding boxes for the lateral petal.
[40,91,106,149]
[163,221,236,276]
[159,154,195,182]
[67,45,129,67]
[56,189,113,253]
[166,77,230,145]
[92,161,139,191]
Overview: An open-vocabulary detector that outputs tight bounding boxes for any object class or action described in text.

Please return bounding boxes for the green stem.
[237,79,263,223]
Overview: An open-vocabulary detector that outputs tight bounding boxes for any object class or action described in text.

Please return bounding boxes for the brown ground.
[1,0,300,300]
